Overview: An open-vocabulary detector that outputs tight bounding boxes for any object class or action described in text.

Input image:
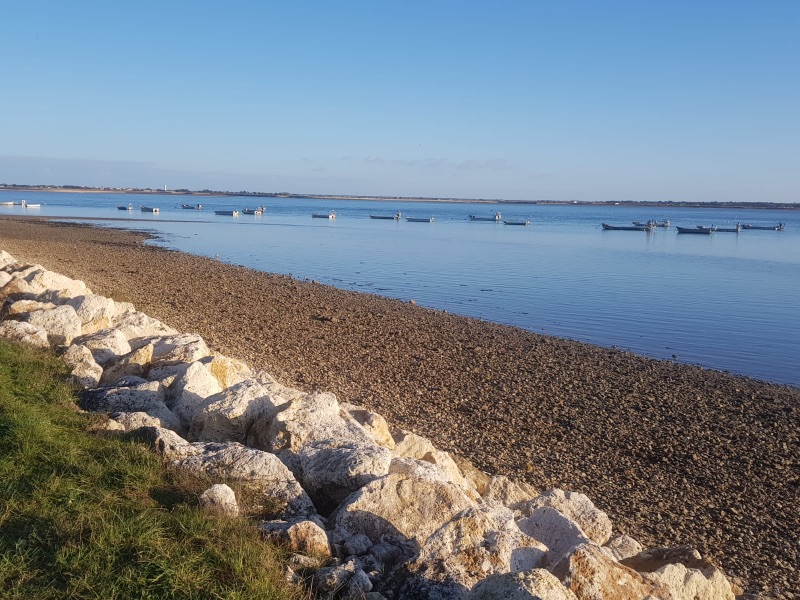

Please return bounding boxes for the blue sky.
[1,1,798,202]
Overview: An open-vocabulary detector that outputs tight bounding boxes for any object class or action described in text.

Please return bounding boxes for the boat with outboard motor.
[469,212,502,222]
[602,222,651,231]
[676,225,715,234]
[370,211,402,220]
[741,223,785,231]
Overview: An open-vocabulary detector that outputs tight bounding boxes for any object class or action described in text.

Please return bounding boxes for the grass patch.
[0,339,305,600]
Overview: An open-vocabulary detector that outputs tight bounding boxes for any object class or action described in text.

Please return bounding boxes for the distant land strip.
[1,183,798,210]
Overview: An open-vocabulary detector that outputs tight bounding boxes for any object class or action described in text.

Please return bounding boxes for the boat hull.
[676,226,714,234]
[742,224,785,231]
[602,223,649,231]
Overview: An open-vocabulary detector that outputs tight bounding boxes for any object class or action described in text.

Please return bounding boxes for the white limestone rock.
[72,328,131,366]
[21,304,82,345]
[296,440,393,514]
[262,519,331,557]
[602,534,643,561]
[146,361,191,385]
[0,320,50,349]
[482,475,539,510]
[453,455,492,496]
[2,298,56,317]
[313,558,358,596]
[114,311,177,341]
[199,483,239,516]
[63,344,104,388]
[0,277,39,303]
[342,402,395,449]
[101,343,154,385]
[0,250,16,269]
[172,442,316,517]
[148,333,211,368]
[80,379,167,414]
[201,353,253,389]
[130,426,202,461]
[518,488,613,546]
[620,545,735,600]
[255,372,307,406]
[246,392,375,467]
[517,507,592,568]
[110,410,182,433]
[0,271,12,288]
[392,429,438,458]
[392,429,474,492]
[66,294,118,334]
[167,361,223,430]
[644,563,735,600]
[470,569,578,600]
[330,473,478,550]
[551,543,675,599]
[188,379,278,443]
[343,533,373,557]
[401,505,547,598]
[23,268,90,301]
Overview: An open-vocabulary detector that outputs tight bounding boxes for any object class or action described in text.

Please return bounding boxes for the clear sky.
[1,1,798,202]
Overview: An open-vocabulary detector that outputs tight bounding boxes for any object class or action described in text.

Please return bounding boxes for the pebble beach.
[1,217,797,596]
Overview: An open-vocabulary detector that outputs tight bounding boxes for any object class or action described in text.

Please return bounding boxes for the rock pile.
[0,249,741,599]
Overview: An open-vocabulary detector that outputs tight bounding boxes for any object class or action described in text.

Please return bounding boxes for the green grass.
[0,339,304,600]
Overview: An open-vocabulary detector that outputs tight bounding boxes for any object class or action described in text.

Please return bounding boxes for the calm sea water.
[3,190,799,387]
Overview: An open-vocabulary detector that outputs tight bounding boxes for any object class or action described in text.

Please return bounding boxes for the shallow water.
[3,191,798,386]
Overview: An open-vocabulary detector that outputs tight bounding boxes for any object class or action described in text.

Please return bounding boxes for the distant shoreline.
[1,185,798,210]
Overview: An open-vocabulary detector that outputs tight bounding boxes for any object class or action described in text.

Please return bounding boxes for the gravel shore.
[1,217,797,596]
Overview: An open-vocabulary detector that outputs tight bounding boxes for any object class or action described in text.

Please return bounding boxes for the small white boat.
[21,201,41,208]
[406,216,434,223]
[504,219,530,226]
[140,206,159,213]
[215,210,239,217]
[312,211,336,219]
[0,201,15,206]
[242,206,265,215]
[118,203,134,211]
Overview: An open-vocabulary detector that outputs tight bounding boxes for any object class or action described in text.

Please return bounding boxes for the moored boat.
[633,219,670,228]
[370,211,402,220]
[742,223,785,231]
[0,201,14,206]
[504,219,531,226]
[602,222,650,231]
[181,203,203,209]
[215,210,239,216]
[469,212,502,222]
[21,200,41,208]
[242,207,264,215]
[118,204,133,210]
[676,225,715,234]
[312,211,336,219]
[406,216,435,223]
[715,223,742,233]
[140,206,159,213]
